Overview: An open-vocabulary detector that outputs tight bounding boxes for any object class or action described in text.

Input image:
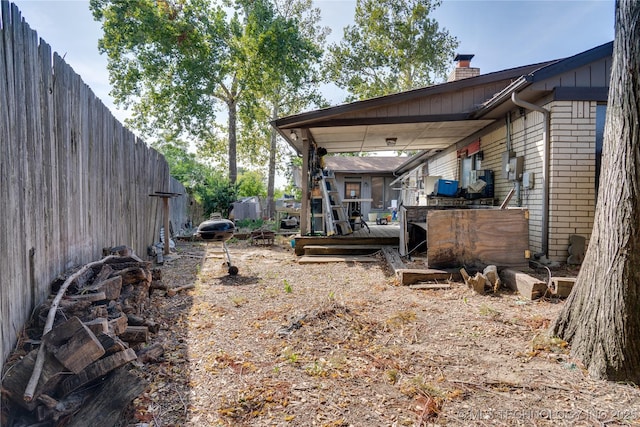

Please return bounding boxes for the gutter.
[510,92,550,259]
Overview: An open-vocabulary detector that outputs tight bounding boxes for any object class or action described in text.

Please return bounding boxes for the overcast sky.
[8,0,614,123]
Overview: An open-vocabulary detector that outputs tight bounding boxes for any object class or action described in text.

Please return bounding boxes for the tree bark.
[552,0,640,383]
[266,102,279,219]
[228,96,238,185]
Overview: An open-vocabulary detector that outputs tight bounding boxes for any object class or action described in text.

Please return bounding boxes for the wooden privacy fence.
[0,1,191,374]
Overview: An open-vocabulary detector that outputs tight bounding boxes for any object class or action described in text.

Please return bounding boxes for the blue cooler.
[435,179,459,197]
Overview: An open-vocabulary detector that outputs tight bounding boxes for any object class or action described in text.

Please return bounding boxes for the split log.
[120,326,149,344]
[59,348,137,398]
[108,315,129,336]
[65,366,147,427]
[460,268,487,295]
[2,349,66,410]
[96,333,128,355]
[84,276,122,300]
[23,255,118,402]
[167,284,195,297]
[102,245,136,258]
[483,265,501,292]
[150,280,168,292]
[104,257,151,269]
[83,318,108,336]
[136,342,165,363]
[66,291,107,302]
[381,246,405,274]
[91,264,114,287]
[43,317,105,374]
[113,267,151,285]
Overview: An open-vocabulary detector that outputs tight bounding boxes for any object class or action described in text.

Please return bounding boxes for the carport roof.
[272,41,613,158]
[273,61,555,156]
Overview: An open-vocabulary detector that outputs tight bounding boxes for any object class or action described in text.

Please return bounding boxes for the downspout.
[511,92,550,259]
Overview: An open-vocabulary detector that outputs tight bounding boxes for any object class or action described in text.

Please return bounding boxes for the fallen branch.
[23,255,118,402]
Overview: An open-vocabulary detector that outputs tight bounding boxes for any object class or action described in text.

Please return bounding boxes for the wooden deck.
[293,223,400,256]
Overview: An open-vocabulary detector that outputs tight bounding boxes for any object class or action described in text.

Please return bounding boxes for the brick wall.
[423,100,598,264]
[547,101,597,261]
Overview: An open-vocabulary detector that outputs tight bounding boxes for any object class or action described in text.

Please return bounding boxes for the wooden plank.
[398,268,461,286]
[303,244,383,255]
[426,208,529,269]
[409,283,452,290]
[502,269,549,300]
[297,255,380,264]
[382,246,405,274]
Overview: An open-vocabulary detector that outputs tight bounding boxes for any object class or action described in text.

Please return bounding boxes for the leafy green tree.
[237,170,267,198]
[90,0,320,186]
[326,0,458,101]
[240,0,328,218]
[201,174,237,218]
[151,138,236,217]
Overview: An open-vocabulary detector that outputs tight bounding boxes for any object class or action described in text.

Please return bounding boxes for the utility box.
[501,151,515,179]
[507,156,524,181]
[434,179,459,197]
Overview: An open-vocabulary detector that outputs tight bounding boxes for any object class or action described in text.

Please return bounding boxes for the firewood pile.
[1,246,170,426]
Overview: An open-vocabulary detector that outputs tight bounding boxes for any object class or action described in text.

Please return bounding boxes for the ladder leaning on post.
[319,170,353,236]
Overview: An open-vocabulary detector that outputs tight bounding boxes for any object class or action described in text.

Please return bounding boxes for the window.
[344,182,361,199]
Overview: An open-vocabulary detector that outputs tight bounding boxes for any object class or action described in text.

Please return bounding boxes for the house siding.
[423,100,597,263]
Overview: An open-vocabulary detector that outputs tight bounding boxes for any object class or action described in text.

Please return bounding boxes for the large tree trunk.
[227,98,238,185]
[552,0,640,383]
[266,103,279,219]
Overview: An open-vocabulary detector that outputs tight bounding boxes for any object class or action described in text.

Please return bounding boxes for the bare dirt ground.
[129,238,640,427]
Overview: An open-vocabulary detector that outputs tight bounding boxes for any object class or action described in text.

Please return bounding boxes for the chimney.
[447,54,480,82]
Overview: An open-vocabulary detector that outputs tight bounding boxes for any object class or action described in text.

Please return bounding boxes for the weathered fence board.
[1,1,196,375]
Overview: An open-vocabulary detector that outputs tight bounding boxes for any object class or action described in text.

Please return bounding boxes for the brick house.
[274,42,612,264]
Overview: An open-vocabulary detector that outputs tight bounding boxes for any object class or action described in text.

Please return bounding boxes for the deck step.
[303,244,385,256]
[298,254,381,264]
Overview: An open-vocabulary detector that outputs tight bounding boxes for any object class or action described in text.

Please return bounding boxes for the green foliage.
[283,279,293,293]
[234,218,265,230]
[91,0,326,187]
[237,170,267,198]
[201,175,237,218]
[152,139,236,217]
[326,0,458,101]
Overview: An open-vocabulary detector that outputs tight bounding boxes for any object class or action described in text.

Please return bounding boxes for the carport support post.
[301,133,310,235]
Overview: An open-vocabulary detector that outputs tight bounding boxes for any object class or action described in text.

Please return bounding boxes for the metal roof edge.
[272,61,558,129]
[528,41,613,83]
[472,41,613,118]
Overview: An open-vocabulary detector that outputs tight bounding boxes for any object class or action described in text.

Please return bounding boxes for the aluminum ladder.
[320,171,353,236]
